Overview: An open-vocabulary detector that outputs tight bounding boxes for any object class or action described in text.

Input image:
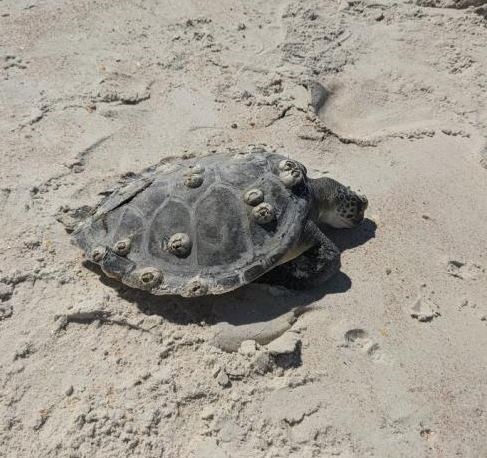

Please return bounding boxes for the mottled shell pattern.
[72,148,312,296]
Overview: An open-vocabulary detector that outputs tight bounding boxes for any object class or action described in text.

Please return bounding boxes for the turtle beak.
[352,195,368,225]
[359,194,368,211]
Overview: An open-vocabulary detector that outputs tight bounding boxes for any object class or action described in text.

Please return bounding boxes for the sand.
[1,0,487,456]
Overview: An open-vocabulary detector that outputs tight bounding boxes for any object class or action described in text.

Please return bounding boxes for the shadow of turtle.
[111,273,352,352]
[85,261,350,327]
[324,217,377,252]
[106,271,349,323]
[83,218,375,329]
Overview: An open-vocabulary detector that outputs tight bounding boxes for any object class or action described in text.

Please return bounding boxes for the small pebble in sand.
[251,352,274,375]
[0,303,13,320]
[216,370,230,387]
[200,407,215,420]
[65,385,74,396]
[267,332,301,355]
[446,259,485,280]
[159,347,171,359]
[457,299,469,310]
[239,340,257,356]
[410,296,439,322]
[306,80,329,114]
[13,341,35,361]
[0,282,13,301]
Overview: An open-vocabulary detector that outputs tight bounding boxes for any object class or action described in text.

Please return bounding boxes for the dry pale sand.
[1,0,487,457]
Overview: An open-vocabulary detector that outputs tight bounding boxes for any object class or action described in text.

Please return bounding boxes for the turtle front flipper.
[259,221,341,289]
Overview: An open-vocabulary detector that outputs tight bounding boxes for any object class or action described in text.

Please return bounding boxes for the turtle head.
[313,177,368,228]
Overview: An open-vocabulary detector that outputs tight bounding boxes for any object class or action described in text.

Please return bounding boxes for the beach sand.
[1,1,486,456]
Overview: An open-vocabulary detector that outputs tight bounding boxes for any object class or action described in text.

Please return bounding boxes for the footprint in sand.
[341,328,388,363]
[446,259,485,280]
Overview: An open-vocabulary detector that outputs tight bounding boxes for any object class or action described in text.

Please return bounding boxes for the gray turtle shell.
[72,150,312,296]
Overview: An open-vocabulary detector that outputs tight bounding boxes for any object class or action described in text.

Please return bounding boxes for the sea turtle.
[72,147,368,297]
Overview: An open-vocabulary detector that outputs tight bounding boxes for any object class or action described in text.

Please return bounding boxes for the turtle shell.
[72,149,312,296]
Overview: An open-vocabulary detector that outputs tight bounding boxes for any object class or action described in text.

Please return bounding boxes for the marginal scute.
[182,278,208,297]
[166,232,192,257]
[244,188,264,206]
[114,238,131,256]
[233,151,253,161]
[252,202,275,225]
[244,263,267,282]
[101,249,135,279]
[247,145,268,154]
